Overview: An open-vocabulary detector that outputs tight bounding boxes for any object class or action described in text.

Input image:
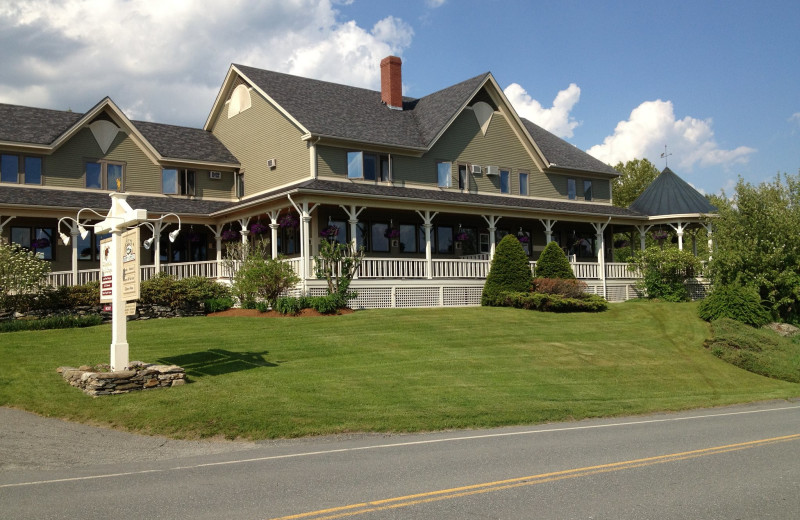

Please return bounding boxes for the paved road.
[2,400,800,519]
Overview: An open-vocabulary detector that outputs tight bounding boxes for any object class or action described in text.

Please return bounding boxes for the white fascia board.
[203,65,239,131]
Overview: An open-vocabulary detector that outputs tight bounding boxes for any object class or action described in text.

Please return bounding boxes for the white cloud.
[426,0,447,7]
[0,0,413,126]
[790,113,800,125]
[504,83,581,138]
[586,100,755,171]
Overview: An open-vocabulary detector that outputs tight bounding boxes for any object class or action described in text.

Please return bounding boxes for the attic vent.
[227,84,252,119]
[485,165,499,176]
[470,165,482,175]
[209,171,222,180]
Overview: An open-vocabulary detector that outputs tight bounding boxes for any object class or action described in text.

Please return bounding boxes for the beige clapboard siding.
[211,88,308,196]
[45,128,161,193]
[195,170,235,199]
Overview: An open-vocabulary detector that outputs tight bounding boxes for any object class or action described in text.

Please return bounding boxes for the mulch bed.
[207,308,354,318]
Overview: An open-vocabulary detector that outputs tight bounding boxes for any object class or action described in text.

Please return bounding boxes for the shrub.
[531,278,587,298]
[274,296,302,315]
[65,282,100,307]
[0,242,50,311]
[698,284,771,327]
[482,235,532,305]
[535,241,575,279]
[486,291,607,313]
[140,273,231,308]
[204,296,235,313]
[630,246,701,302]
[0,314,103,333]
[231,255,299,308]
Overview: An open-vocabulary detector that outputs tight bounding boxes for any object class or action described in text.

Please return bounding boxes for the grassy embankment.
[1,300,797,440]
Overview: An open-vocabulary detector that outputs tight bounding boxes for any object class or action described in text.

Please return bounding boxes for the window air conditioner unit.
[267,158,277,169]
[485,165,499,176]
[208,171,222,180]
[470,164,482,175]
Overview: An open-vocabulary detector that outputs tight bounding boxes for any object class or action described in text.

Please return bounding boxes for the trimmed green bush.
[140,273,232,308]
[0,314,103,333]
[204,296,235,313]
[535,241,575,279]
[482,235,533,305]
[531,278,587,298]
[698,284,771,327]
[274,296,302,315]
[485,291,608,313]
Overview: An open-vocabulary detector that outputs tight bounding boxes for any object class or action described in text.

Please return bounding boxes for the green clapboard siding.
[211,87,308,196]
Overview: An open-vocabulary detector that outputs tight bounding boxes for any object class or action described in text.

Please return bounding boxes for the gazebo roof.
[629,167,717,216]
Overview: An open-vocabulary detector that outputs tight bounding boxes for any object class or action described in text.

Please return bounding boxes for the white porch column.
[591,219,610,300]
[416,210,439,279]
[704,222,713,261]
[340,204,366,250]
[267,210,281,259]
[204,224,224,275]
[635,224,653,251]
[668,221,687,250]
[288,195,319,288]
[539,218,557,244]
[238,217,251,245]
[482,215,502,260]
[152,223,164,272]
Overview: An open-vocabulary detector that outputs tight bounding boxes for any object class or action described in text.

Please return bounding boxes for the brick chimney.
[380,56,403,110]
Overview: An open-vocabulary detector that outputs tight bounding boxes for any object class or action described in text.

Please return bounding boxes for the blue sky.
[1,0,797,195]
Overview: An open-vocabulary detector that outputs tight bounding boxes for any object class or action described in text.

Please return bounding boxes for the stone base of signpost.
[58,362,186,397]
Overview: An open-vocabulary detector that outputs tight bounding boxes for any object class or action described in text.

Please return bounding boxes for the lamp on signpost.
[59,193,181,371]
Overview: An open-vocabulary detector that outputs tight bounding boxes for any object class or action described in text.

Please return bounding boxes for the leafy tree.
[697,284,770,327]
[631,246,702,302]
[482,235,532,305]
[612,158,660,208]
[709,172,800,323]
[313,240,364,305]
[0,242,50,310]
[535,241,575,279]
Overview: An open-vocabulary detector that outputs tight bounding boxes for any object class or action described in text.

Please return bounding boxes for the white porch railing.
[47,257,645,287]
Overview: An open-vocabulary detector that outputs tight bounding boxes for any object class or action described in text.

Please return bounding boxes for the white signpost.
[94,193,147,371]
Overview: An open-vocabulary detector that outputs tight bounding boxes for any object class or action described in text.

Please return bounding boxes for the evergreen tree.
[482,235,532,305]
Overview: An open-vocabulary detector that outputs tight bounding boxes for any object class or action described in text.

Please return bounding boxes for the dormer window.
[347,151,390,181]
[162,168,195,196]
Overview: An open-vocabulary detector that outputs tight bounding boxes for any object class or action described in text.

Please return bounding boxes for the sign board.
[125,302,137,316]
[121,227,140,301]
[99,237,113,303]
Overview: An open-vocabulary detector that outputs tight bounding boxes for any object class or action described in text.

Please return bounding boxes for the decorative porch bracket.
[538,218,557,244]
[591,218,611,300]
[288,194,319,288]
[266,210,283,259]
[635,224,654,251]
[481,215,502,260]
[416,210,439,279]
[667,221,688,250]
[339,204,366,251]
[204,223,224,267]
[237,217,251,246]
[0,215,14,237]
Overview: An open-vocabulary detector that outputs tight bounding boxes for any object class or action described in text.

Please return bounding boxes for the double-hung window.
[86,161,124,190]
[499,169,510,194]
[567,178,576,200]
[519,172,529,196]
[1,154,42,184]
[347,151,390,181]
[437,161,452,188]
[11,227,54,260]
[584,180,593,201]
[162,168,195,195]
[458,164,468,190]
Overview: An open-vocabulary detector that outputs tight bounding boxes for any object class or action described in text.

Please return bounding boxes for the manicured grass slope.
[1,301,797,440]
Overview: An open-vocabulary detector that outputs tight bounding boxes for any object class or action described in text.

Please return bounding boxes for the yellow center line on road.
[268,433,800,520]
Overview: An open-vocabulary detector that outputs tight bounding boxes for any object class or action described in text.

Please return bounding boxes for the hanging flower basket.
[517,235,530,244]
[250,221,269,235]
[320,225,340,240]
[221,229,240,242]
[187,231,202,243]
[614,239,630,249]
[651,230,669,241]
[279,213,299,229]
[455,231,469,242]
[384,228,400,239]
[31,237,50,249]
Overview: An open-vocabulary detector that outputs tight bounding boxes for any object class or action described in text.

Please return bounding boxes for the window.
[328,220,347,245]
[458,164,468,190]
[348,151,390,181]
[500,169,510,194]
[78,229,94,260]
[371,222,390,252]
[584,180,593,201]
[236,172,245,198]
[162,169,195,195]
[1,154,42,184]
[11,227,54,260]
[479,233,490,253]
[567,178,576,200]
[399,224,417,253]
[437,161,452,188]
[437,226,453,254]
[86,161,124,190]
[519,172,529,196]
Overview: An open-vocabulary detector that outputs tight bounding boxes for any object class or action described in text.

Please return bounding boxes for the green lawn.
[1,301,798,440]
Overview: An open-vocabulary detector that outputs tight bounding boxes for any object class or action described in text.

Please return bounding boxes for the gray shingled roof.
[0,103,83,145]
[235,64,489,149]
[521,119,619,177]
[630,167,717,216]
[232,178,644,219]
[133,121,239,165]
[0,186,233,216]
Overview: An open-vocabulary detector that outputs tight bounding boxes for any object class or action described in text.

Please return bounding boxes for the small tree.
[535,241,575,279]
[631,246,701,302]
[482,235,532,305]
[313,240,364,302]
[224,237,299,308]
[0,242,50,310]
